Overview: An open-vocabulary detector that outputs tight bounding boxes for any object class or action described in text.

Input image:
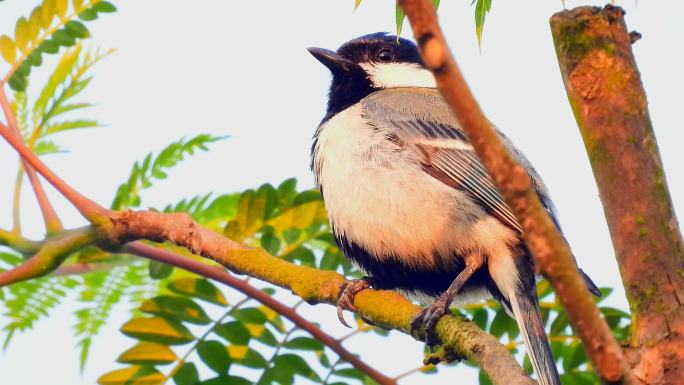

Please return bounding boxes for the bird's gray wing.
[361,88,556,234]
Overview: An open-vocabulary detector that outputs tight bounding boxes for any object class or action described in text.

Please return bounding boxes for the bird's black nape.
[312,32,425,123]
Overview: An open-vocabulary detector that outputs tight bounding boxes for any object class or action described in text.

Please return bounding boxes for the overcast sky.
[0,1,682,384]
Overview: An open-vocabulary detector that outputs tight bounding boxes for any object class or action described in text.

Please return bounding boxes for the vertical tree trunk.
[551,6,684,384]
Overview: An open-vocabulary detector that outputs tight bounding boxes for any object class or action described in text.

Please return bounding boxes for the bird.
[307,32,601,385]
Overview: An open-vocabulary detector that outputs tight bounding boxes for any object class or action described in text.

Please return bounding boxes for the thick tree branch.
[124,242,397,385]
[0,228,95,286]
[398,0,635,383]
[0,88,63,234]
[551,6,684,384]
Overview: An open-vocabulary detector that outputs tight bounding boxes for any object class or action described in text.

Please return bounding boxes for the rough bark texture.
[551,6,684,385]
[399,0,634,383]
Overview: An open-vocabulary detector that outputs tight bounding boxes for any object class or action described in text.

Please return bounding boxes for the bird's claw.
[336,277,372,328]
[410,298,450,347]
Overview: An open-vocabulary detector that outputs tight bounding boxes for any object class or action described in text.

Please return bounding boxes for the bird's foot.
[337,277,373,328]
[410,296,451,347]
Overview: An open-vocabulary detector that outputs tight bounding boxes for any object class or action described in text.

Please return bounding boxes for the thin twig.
[394,364,433,381]
[398,0,634,383]
[11,166,24,233]
[0,86,63,234]
[322,357,343,385]
[256,325,298,385]
[0,120,107,223]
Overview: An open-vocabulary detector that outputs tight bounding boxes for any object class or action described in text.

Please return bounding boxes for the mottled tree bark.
[551,6,684,385]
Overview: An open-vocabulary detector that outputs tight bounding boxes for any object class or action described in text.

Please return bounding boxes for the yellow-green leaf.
[267,201,326,232]
[98,366,165,385]
[245,323,265,337]
[56,0,69,20]
[73,0,85,12]
[354,0,362,10]
[42,0,56,28]
[120,317,194,345]
[140,295,211,325]
[474,0,492,48]
[14,17,30,52]
[29,6,44,43]
[227,345,248,360]
[167,277,228,306]
[117,342,178,365]
[35,44,81,115]
[395,5,405,37]
[0,35,17,64]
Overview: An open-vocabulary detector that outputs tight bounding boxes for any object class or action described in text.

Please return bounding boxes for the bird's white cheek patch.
[360,62,437,89]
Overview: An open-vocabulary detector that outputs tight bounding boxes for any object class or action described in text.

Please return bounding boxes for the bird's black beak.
[307,47,354,73]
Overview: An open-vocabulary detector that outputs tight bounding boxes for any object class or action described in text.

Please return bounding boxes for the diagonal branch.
[0,86,63,234]
[0,120,108,225]
[397,0,635,384]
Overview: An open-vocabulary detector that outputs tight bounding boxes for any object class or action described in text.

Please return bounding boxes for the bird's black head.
[308,33,435,121]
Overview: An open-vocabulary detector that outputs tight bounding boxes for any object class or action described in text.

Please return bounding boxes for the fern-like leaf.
[111,134,226,210]
[74,262,149,369]
[5,0,118,91]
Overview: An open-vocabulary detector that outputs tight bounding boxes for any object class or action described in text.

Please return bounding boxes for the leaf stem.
[163,297,251,384]
[256,325,298,385]
[393,365,432,381]
[11,165,24,233]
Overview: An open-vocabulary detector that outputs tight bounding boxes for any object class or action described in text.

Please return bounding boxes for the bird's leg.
[411,256,483,346]
[337,276,374,328]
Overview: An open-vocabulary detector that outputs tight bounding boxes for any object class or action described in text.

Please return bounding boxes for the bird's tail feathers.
[510,288,561,385]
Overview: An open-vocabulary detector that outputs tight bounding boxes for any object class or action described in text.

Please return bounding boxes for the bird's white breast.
[313,103,518,271]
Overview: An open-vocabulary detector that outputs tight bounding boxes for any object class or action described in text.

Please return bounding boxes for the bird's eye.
[376,49,393,62]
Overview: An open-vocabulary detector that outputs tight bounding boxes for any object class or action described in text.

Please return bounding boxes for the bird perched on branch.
[308,33,600,385]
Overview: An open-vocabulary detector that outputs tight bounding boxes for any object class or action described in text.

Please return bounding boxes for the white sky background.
[0,1,682,384]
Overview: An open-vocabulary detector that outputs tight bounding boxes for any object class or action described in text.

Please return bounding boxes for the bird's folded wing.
[362,87,557,234]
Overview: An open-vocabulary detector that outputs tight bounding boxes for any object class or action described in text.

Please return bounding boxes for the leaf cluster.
[1,0,116,91]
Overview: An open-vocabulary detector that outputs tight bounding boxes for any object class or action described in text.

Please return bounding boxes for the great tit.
[308,33,600,385]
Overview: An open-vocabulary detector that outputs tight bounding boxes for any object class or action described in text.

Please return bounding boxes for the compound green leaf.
[274,354,320,382]
[97,366,165,385]
[197,340,231,374]
[140,295,211,325]
[230,347,267,368]
[214,321,251,345]
[173,363,199,385]
[283,337,324,351]
[167,277,228,307]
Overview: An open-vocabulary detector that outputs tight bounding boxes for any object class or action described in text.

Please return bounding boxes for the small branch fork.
[0,105,533,383]
[397,0,635,384]
[0,86,63,234]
